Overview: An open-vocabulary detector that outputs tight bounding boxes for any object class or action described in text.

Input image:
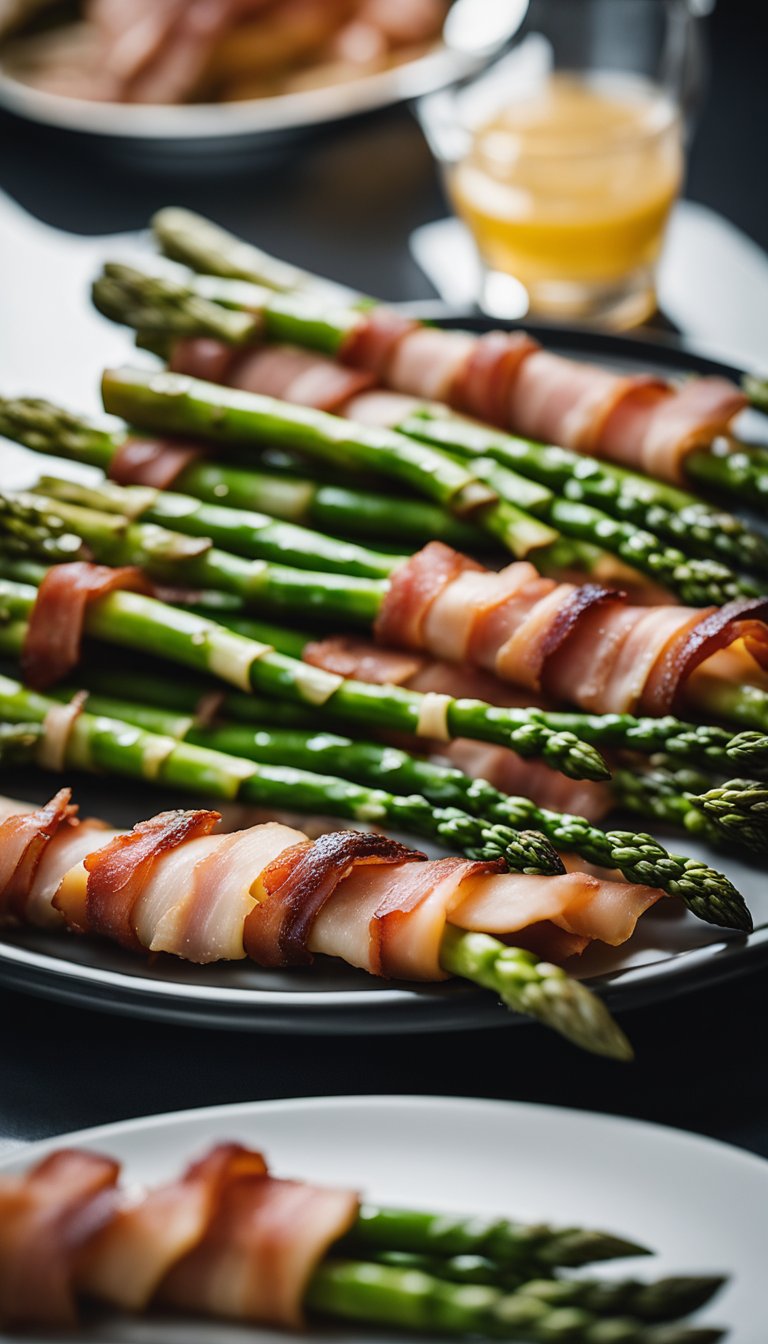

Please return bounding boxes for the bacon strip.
[244,830,424,967]
[79,1144,268,1312]
[339,308,420,377]
[67,808,221,951]
[450,329,540,426]
[0,1149,120,1328]
[0,792,666,984]
[374,541,483,650]
[0,1141,357,1332]
[109,436,204,489]
[160,1169,359,1328]
[22,562,152,691]
[643,596,768,715]
[0,789,75,921]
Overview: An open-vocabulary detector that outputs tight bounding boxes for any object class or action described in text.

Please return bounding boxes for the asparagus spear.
[368,1255,725,1323]
[685,440,768,507]
[39,681,746,929]
[306,1259,724,1342]
[613,764,767,857]
[0,720,41,762]
[152,206,361,304]
[37,474,408,580]
[41,644,765,779]
[743,373,768,413]
[0,674,642,1057]
[0,570,608,780]
[149,206,764,514]
[0,395,488,551]
[406,408,768,579]
[92,272,755,604]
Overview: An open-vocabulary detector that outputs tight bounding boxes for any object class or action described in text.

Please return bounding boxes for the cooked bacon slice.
[22,562,152,691]
[374,541,483,650]
[387,328,478,402]
[366,543,768,714]
[146,821,306,962]
[109,436,204,489]
[450,329,540,426]
[59,808,221,951]
[451,869,662,948]
[79,1143,268,1312]
[0,1149,120,1328]
[310,854,499,978]
[244,830,424,967]
[643,595,768,715]
[227,345,377,410]
[598,376,748,481]
[171,337,378,412]
[339,308,420,377]
[0,789,75,922]
[160,1167,359,1328]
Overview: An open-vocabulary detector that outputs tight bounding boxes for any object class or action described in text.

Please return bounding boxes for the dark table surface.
[0,0,766,1159]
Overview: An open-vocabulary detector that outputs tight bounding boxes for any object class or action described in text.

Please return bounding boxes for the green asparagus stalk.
[0,489,391,627]
[406,408,768,579]
[0,394,488,551]
[152,206,362,304]
[0,673,642,1056]
[743,373,768,412]
[306,1259,723,1342]
[0,572,608,780]
[38,678,745,929]
[0,720,41,763]
[92,271,756,603]
[149,206,764,517]
[613,764,768,856]
[37,474,407,580]
[39,643,765,779]
[688,777,768,856]
[0,671,564,873]
[368,1255,725,1323]
[99,353,567,562]
[685,439,768,507]
[140,595,768,778]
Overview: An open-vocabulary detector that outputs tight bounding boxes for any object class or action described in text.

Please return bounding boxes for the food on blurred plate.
[0,0,448,104]
[0,1137,730,1337]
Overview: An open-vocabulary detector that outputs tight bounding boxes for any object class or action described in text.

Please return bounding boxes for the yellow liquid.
[449,73,683,311]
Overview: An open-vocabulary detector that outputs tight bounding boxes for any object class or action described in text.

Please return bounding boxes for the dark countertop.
[0,0,766,1158]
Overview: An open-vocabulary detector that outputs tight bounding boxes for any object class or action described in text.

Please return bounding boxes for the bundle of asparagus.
[110,207,768,509]
[0,1137,727,1339]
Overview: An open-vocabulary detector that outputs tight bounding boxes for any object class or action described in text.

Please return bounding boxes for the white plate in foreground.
[1,1094,764,1342]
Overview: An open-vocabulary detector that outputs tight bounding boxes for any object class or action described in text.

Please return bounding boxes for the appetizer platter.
[0,0,472,164]
[0,1093,761,1341]
[0,209,766,1047]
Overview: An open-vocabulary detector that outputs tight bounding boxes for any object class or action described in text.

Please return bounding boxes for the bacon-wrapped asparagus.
[0,785,653,1053]
[0,562,607,781]
[3,478,768,742]
[88,274,758,602]
[0,1139,725,1338]
[147,206,762,503]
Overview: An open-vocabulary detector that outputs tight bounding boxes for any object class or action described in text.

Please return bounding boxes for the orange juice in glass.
[420,0,700,326]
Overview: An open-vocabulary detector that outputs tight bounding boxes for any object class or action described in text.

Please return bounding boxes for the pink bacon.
[0,793,661,976]
[169,327,746,486]
[0,1141,357,1330]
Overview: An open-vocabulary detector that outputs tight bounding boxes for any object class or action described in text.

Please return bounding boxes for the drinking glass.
[419,0,712,327]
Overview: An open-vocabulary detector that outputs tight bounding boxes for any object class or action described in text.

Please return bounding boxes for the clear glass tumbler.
[419,0,711,327]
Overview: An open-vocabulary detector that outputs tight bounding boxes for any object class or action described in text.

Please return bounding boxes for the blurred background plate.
[0,1094,763,1342]
[0,44,477,171]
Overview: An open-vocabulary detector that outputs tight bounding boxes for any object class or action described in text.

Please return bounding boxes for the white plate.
[1,1094,764,1342]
